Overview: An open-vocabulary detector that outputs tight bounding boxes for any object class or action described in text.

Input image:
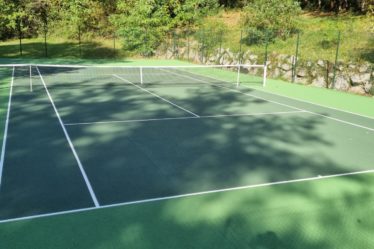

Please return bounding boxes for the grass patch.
[207,11,373,63]
[0,37,126,60]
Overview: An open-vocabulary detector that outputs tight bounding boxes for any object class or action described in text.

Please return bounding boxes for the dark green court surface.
[0,64,373,224]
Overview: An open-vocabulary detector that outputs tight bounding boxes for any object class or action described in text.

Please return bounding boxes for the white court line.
[65,110,306,126]
[169,68,374,121]
[163,69,374,132]
[113,74,199,117]
[36,66,100,207]
[165,67,374,120]
[1,167,374,224]
[0,67,15,187]
[241,84,374,121]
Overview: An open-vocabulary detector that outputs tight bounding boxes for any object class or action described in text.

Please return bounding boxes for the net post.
[29,64,33,92]
[140,66,143,85]
[263,62,268,87]
[236,64,241,87]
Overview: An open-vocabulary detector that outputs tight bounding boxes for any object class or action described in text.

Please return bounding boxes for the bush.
[195,20,228,58]
[242,0,301,44]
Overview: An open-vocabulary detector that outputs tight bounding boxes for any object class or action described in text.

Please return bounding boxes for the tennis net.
[2,64,267,90]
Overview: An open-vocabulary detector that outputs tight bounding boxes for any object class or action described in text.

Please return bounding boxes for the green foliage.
[111,0,219,56]
[58,0,110,38]
[0,0,34,39]
[110,0,170,56]
[242,0,301,44]
[298,0,372,14]
[0,0,16,40]
[195,20,228,58]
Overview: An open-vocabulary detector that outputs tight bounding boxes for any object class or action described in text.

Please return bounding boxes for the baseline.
[1,167,374,224]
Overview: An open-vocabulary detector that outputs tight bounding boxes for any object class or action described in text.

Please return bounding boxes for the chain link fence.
[0,27,372,90]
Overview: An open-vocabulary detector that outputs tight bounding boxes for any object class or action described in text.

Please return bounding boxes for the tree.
[0,0,17,40]
[111,0,219,56]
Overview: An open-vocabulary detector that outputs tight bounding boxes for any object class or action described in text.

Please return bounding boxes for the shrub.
[195,20,228,58]
[242,0,301,44]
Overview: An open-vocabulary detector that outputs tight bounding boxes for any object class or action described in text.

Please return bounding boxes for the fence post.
[113,33,116,50]
[18,18,23,56]
[219,30,223,54]
[144,28,148,57]
[292,32,300,82]
[370,66,374,95]
[332,31,341,88]
[113,32,116,57]
[187,27,190,61]
[239,29,243,64]
[175,30,180,59]
[172,30,176,59]
[201,28,205,63]
[44,18,48,57]
[264,31,269,65]
[78,25,82,57]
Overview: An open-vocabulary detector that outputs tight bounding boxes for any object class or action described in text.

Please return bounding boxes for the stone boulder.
[312,76,326,88]
[351,73,371,86]
[281,63,292,71]
[349,86,366,95]
[333,75,350,91]
[364,82,373,93]
[358,64,369,73]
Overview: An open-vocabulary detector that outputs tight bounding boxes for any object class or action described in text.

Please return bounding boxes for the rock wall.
[157,46,374,95]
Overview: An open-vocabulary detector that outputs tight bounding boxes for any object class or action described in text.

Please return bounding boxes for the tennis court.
[0,63,373,223]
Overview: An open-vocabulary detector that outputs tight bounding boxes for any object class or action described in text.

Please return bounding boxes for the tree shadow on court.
[0,89,94,220]
[0,66,374,248]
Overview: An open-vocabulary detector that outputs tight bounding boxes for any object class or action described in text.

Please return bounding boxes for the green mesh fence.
[0,27,372,68]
